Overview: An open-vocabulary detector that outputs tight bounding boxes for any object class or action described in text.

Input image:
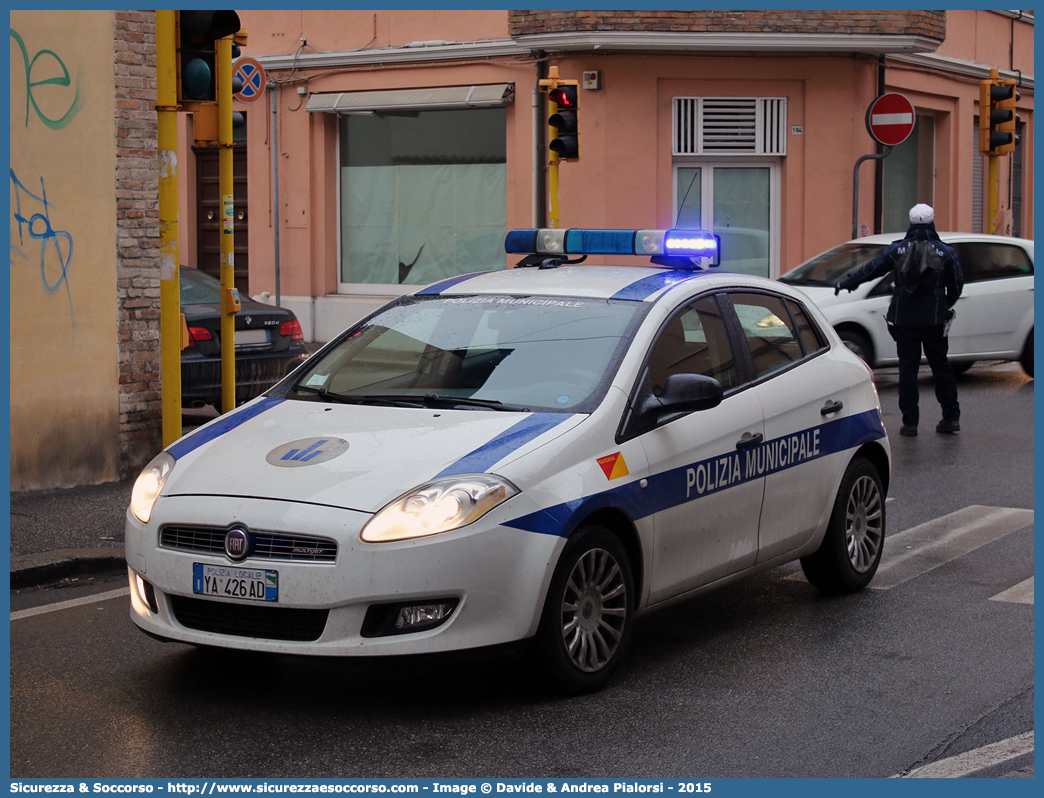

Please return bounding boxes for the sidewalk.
[10,478,133,589]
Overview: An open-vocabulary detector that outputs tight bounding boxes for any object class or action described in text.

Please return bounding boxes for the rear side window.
[952,242,1033,283]
[788,299,827,355]
[729,293,806,379]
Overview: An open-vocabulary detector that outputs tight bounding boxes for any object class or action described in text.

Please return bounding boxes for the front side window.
[286,295,648,413]
[339,108,507,288]
[646,295,738,392]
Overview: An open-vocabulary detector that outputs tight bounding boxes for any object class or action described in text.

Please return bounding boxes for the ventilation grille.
[673,97,787,156]
[160,525,337,563]
[170,595,329,642]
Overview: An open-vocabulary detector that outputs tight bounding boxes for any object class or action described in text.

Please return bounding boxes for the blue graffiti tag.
[10,169,75,321]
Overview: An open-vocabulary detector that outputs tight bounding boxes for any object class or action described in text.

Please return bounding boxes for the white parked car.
[780,233,1034,376]
[126,227,890,692]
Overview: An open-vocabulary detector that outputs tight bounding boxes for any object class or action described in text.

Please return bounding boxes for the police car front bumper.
[125,493,562,656]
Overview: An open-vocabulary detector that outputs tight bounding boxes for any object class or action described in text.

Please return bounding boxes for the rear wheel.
[1020,329,1033,378]
[801,456,885,593]
[536,526,634,693]
[838,328,874,366]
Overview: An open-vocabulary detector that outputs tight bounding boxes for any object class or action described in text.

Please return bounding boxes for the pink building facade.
[175,9,1034,342]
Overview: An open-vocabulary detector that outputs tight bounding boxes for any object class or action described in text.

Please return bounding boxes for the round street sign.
[233,57,266,104]
[866,92,916,147]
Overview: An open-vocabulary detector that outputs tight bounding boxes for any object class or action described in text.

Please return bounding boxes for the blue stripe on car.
[435,413,575,478]
[167,396,284,460]
[503,408,887,537]
[415,271,494,296]
[610,270,702,302]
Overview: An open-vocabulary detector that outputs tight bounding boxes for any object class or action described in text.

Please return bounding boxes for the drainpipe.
[534,50,547,229]
[873,56,886,234]
[269,81,281,308]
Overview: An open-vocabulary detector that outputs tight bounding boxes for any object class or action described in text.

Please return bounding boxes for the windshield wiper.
[421,393,531,412]
[292,385,424,408]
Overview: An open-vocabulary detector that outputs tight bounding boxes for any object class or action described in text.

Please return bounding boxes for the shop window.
[339,108,507,288]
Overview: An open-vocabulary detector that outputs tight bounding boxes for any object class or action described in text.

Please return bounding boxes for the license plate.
[235,329,269,347]
[192,563,278,602]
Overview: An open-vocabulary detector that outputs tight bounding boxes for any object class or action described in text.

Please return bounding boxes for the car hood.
[162,397,583,513]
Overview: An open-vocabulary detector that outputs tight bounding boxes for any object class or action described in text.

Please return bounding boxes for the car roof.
[838,232,1034,247]
[412,263,783,303]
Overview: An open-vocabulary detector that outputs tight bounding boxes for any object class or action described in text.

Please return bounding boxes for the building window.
[882,113,935,232]
[339,107,507,289]
[674,162,779,278]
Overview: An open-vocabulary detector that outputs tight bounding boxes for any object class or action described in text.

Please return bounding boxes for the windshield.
[180,267,221,305]
[284,294,648,412]
[780,243,889,286]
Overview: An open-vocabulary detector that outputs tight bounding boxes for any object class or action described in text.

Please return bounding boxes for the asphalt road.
[9,362,1034,779]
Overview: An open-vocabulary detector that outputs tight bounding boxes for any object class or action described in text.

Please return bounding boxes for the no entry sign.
[865,93,916,147]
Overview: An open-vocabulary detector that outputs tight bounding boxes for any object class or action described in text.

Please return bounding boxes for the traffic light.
[979,75,1019,155]
[176,10,241,104]
[548,81,580,161]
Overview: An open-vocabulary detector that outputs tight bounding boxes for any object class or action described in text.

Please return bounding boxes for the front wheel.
[801,456,885,593]
[536,526,634,693]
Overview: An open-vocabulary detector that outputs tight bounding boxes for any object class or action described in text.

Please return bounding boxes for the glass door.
[675,162,778,278]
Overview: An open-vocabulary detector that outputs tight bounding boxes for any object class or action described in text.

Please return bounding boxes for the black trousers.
[891,323,960,427]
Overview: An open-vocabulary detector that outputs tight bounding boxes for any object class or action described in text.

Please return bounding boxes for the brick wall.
[114,10,163,478]
[508,10,946,40]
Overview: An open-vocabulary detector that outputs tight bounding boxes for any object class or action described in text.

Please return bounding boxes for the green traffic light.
[183,57,213,99]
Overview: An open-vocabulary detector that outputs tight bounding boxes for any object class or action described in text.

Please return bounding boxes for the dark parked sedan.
[181,266,309,408]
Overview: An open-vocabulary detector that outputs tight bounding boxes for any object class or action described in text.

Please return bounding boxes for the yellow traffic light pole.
[980,67,1018,235]
[540,66,562,228]
[156,10,183,446]
[217,36,237,413]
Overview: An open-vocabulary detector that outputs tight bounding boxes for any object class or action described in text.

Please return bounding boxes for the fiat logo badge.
[225,527,251,561]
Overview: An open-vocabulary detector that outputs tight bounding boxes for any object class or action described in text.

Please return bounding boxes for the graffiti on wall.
[10,28,83,129]
[10,27,82,322]
[10,169,76,323]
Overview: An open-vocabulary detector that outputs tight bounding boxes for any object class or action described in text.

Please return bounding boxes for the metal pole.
[853,147,892,239]
[156,10,183,446]
[217,36,236,413]
[270,81,281,306]
[988,154,999,234]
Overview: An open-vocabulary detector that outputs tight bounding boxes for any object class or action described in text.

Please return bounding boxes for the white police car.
[126,228,890,692]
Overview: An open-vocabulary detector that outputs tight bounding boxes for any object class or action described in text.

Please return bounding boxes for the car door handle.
[736,432,763,450]
[821,400,844,416]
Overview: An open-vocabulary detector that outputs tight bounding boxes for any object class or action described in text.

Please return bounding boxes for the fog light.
[396,603,453,629]
[135,574,158,614]
[360,598,459,637]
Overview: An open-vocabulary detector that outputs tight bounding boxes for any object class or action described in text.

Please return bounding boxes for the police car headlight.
[130,452,175,524]
[361,474,520,543]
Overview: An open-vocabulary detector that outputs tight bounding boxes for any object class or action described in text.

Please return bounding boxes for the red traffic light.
[548,86,577,108]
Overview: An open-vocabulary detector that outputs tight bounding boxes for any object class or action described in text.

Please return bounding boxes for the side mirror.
[638,373,723,424]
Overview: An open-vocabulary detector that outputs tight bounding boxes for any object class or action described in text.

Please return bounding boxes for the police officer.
[835,204,964,436]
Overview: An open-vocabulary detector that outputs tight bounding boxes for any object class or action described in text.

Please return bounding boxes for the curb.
[10,548,126,590]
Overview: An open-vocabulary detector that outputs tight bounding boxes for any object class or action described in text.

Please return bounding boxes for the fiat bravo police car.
[126,227,890,692]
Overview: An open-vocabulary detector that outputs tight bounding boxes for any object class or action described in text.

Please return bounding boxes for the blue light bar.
[664,230,720,258]
[505,228,721,262]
